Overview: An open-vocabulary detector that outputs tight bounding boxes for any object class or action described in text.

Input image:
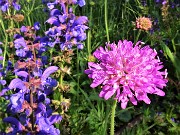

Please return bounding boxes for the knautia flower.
[85,40,168,109]
[136,17,152,31]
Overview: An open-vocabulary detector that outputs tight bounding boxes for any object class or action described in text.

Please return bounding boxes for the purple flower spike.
[85,40,168,109]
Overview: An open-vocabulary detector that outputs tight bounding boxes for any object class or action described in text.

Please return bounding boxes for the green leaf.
[118,110,132,122]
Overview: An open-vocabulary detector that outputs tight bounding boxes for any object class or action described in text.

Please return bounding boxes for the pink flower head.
[85,40,168,109]
[136,17,152,31]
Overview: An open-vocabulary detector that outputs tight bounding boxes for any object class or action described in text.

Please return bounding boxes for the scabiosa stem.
[105,0,109,42]
[103,102,111,135]
[87,5,93,56]
[110,99,117,135]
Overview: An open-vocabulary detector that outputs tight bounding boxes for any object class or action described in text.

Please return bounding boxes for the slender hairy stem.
[59,63,63,87]
[2,36,8,68]
[59,62,64,130]
[110,100,117,135]
[105,0,109,42]
[87,6,92,56]
[76,49,80,100]
[103,102,110,135]
[27,0,35,26]
[135,29,141,43]
[2,8,13,69]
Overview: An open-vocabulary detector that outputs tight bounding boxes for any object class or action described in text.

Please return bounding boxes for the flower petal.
[9,78,25,90]
[3,117,23,131]
[41,66,58,82]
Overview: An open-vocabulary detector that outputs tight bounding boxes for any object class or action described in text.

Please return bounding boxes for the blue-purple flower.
[45,4,88,50]
[0,0,20,12]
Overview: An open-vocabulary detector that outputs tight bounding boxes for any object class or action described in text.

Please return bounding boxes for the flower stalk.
[105,0,109,42]
[110,99,117,135]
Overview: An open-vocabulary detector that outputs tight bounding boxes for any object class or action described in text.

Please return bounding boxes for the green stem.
[2,36,8,68]
[105,0,109,42]
[59,62,63,130]
[171,39,176,52]
[87,6,92,56]
[68,74,96,110]
[76,49,80,100]
[7,10,14,29]
[27,0,35,26]
[50,47,54,64]
[103,102,111,135]
[135,29,141,43]
[59,61,64,95]
[142,123,156,134]
[28,15,32,26]
[110,100,117,135]
[2,8,13,68]
[0,21,6,38]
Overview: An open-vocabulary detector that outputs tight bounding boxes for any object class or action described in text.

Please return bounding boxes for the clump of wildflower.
[85,40,168,109]
[136,17,152,31]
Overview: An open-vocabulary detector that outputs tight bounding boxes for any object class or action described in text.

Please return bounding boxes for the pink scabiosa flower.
[85,40,168,109]
[136,17,152,31]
